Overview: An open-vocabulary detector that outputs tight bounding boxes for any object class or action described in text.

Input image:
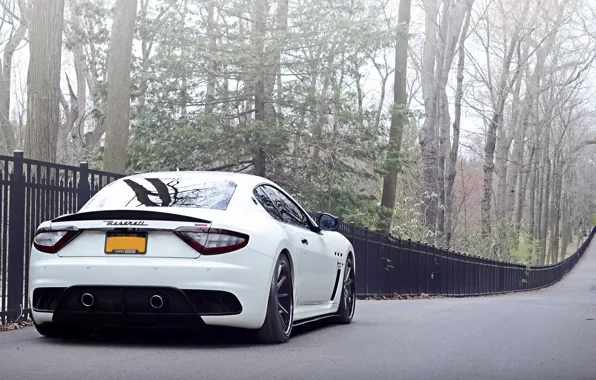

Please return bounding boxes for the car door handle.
[301,238,308,245]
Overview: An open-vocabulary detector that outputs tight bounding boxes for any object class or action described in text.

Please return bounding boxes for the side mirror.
[318,213,339,231]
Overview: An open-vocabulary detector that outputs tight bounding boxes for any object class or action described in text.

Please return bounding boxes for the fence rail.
[0,152,120,324]
[0,151,594,324]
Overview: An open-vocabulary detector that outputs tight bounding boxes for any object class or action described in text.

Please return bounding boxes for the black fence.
[0,152,120,324]
[0,151,594,324]
[340,222,594,299]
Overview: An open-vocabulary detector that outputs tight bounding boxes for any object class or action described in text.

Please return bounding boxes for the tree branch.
[207,159,253,171]
[0,0,20,22]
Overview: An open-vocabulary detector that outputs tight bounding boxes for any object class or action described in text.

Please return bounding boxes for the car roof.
[124,171,274,188]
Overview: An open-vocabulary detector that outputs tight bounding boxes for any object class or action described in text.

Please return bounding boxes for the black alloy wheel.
[257,254,294,343]
[276,258,293,334]
[335,255,355,323]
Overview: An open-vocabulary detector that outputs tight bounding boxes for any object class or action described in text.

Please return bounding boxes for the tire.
[257,254,294,344]
[334,255,355,324]
[33,321,90,340]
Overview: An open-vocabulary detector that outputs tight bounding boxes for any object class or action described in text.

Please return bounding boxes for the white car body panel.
[29,247,274,328]
[28,171,355,332]
[56,229,203,259]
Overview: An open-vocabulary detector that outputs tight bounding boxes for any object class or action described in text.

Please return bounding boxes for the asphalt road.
[2,245,596,380]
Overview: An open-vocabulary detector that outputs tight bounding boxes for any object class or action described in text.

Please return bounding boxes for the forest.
[0,0,595,264]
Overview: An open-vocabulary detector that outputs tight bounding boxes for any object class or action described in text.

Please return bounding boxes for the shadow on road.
[36,319,336,348]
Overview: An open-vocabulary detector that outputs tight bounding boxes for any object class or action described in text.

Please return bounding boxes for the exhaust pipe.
[149,294,164,309]
[81,292,95,308]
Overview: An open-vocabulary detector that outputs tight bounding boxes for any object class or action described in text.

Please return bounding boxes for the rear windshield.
[80,176,237,211]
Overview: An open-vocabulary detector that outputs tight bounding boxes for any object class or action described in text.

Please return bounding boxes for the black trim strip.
[330,269,341,300]
[293,313,339,327]
[52,210,210,224]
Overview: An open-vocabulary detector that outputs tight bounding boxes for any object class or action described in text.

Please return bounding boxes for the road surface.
[1,244,596,380]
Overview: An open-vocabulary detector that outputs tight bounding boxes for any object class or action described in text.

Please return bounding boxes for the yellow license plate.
[105,232,148,254]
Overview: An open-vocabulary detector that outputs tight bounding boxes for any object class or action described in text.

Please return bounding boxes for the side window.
[262,185,310,230]
[254,186,282,221]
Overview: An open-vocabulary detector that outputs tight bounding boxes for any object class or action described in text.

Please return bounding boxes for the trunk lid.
[50,208,224,259]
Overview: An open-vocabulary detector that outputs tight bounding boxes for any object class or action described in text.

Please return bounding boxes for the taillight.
[33,226,80,254]
[174,227,249,255]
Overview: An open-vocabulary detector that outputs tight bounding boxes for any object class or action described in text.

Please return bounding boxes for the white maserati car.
[28,171,356,343]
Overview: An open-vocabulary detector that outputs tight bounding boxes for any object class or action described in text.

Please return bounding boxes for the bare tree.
[251,0,267,176]
[418,0,440,230]
[445,3,472,248]
[0,0,28,155]
[474,0,540,238]
[24,0,65,162]
[102,0,138,173]
[380,0,411,232]
[418,0,473,238]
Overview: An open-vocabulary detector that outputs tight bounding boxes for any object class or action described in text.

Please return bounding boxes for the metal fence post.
[458,252,463,296]
[364,226,369,298]
[465,254,470,295]
[388,233,393,296]
[408,239,413,295]
[418,241,424,295]
[423,243,429,294]
[435,246,441,295]
[77,162,90,211]
[377,232,381,297]
[7,151,25,323]
[447,249,452,296]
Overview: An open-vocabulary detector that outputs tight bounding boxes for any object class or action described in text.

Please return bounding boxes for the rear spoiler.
[52,209,210,224]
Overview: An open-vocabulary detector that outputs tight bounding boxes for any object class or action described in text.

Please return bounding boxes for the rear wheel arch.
[277,249,296,309]
[333,251,356,324]
[257,248,294,343]
[279,248,294,279]
[347,250,355,273]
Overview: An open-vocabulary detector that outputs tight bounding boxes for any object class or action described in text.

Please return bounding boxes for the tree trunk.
[69,29,89,156]
[445,4,471,248]
[533,131,543,245]
[549,157,562,263]
[508,32,556,226]
[263,0,288,120]
[538,132,551,265]
[434,0,449,238]
[481,109,502,238]
[507,118,527,224]
[137,0,151,122]
[102,0,138,174]
[251,0,268,177]
[24,0,65,162]
[0,1,28,154]
[421,0,471,236]
[495,59,523,225]
[559,195,570,261]
[437,85,449,237]
[515,144,534,227]
[205,2,217,114]
[494,128,511,225]
[380,0,411,232]
[480,32,519,238]
[56,77,78,163]
[497,62,523,223]
[526,148,535,234]
[530,103,542,243]
[179,1,189,119]
[419,0,439,230]
[480,1,534,238]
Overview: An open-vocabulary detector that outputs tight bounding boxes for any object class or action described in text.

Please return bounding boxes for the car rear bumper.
[28,247,275,329]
